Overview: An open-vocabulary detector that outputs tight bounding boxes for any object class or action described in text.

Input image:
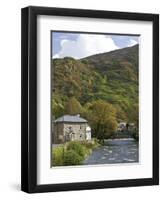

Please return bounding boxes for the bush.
[52,140,99,167]
[66,141,87,159]
[63,150,82,165]
[81,139,100,149]
[52,146,65,166]
[80,141,94,149]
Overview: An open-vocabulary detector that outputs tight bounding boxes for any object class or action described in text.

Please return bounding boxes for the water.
[83,138,139,165]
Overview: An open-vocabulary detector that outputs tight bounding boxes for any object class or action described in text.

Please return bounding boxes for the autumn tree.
[89,100,117,141]
[65,97,83,115]
[51,95,65,118]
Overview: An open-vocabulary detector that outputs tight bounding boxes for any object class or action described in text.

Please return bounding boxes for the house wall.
[63,123,87,141]
[52,122,87,144]
[53,123,64,144]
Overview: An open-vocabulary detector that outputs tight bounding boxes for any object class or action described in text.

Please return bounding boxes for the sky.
[52,32,139,59]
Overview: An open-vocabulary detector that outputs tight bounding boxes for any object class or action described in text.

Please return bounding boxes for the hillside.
[51,44,139,122]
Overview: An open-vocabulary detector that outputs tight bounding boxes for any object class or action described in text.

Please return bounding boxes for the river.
[83,138,139,165]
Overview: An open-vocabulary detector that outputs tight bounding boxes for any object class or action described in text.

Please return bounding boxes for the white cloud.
[127,39,138,47]
[53,34,119,59]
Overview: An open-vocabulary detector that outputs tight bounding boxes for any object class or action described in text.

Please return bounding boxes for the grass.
[52,145,65,166]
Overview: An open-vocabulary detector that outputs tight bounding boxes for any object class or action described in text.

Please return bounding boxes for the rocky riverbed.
[83,138,139,165]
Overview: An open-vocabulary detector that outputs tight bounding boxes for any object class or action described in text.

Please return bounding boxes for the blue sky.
[52,32,139,59]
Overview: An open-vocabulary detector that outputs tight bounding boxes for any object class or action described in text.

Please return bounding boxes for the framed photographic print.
[21,6,159,193]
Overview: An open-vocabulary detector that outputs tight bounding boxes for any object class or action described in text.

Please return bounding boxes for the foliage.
[63,150,82,165]
[51,45,139,140]
[52,140,100,166]
[128,103,139,126]
[80,139,100,149]
[114,104,127,122]
[52,57,97,103]
[64,97,83,115]
[52,146,65,166]
[66,141,88,159]
[132,130,139,141]
[88,100,118,141]
[51,94,66,118]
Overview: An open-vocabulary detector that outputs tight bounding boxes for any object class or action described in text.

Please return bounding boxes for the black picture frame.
[21,6,159,193]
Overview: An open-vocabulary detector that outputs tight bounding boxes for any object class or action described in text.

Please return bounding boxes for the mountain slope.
[51,45,139,121]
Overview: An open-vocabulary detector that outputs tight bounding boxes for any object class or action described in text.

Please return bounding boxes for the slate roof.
[54,115,87,123]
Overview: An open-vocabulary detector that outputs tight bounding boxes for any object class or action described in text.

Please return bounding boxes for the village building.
[117,122,127,132]
[117,122,135,132]
[52,114,91,144]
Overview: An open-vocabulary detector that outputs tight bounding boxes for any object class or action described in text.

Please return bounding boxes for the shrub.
[63,150,82,165]
[81,139,100,149]
[66,141,87,159]
[52,146,65,166]
[52,140,99,167]
[80,141,94,149]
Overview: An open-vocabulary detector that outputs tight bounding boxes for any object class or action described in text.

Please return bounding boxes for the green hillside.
[52,45,139,141]
[51,44,139,124]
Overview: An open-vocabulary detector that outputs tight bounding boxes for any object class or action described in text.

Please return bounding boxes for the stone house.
[52,114,91,144]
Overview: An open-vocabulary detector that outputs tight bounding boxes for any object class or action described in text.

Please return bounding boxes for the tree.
[126,103,139,140]
[114,104,127,122]
[51,95,65,118]
[89,100,117,141]
[52,100,64,119]
[127,103,139,126]
[65,97,83,115]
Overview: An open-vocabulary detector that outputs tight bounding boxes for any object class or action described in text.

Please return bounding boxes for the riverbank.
[52,138,139,167]
[52,139,100,166]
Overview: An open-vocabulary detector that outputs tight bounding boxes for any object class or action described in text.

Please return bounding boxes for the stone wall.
[52,122,87,144]
[53,123,64,144]
[63,123,87,141]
